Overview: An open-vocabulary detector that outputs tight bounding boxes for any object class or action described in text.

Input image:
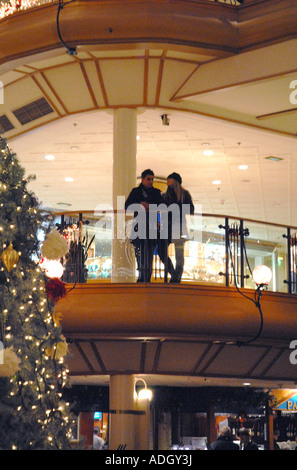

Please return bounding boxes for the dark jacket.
[241,441,258,450]
[125,184,164,242]
[125,183,163,209]
[209,436,239,451]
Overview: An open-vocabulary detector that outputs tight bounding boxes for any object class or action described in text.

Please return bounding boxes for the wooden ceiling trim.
[257,107,297,121]
[260,348,286,377]
[90,341,107,374]
[79,61,99,109]
[199,343,225,375]
[190,342,213,375]
[94,60,109,107]
[170,63,200,102]
[31,59,77,74]
[30,73,63,118]
[40,71,69,115]
[152,340,163,373]
[143,50,149,106]
[154,51,166,107]
[3,74,27,88]
[172,51,297,100]
[140,341,147,373]
[245,346,272,377]
[74,340,95,373]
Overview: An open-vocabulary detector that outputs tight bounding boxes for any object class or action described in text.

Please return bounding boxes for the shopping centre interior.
[1,0,297,450]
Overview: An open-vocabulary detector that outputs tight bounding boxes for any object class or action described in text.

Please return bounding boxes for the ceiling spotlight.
[203,149,213,156]
[161,114,170,126]
[212,180,221,185]
[45,154,55,160]
[202,142,213,156]
[65,177,74,183]
[238,165,248,170]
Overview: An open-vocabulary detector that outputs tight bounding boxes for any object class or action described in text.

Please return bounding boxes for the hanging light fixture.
[134,377,153,401]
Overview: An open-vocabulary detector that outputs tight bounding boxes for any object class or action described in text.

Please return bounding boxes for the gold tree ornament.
[1,243,19,272]
[45,335,68,360]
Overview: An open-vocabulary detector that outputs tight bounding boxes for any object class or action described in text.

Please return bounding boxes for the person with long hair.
[159,172,194,283]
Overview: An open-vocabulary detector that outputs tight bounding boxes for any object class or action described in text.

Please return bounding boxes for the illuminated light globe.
[135,377,153,401]
[138,388,153,401]
[252,265,272,286]
[40,259,64,279]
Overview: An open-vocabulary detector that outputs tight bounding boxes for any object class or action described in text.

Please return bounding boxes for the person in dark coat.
[237,428,258,450]
[125,169,163,282]
[209,426,239,450]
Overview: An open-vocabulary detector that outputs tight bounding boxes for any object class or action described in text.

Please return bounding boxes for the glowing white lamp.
[252,265,272,286]
[135,377,153,401]
[40,259,64,279]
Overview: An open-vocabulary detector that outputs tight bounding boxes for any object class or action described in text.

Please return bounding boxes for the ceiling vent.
[0,114,14,133]
[13,98,54,125]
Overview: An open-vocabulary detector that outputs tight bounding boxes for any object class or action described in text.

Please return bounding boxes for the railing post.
[239,219,245,288]
[219,218,229,286]
[164,240,168,284]
[225,217,229,287]
[287,227,292,294]
[78,213,83,283]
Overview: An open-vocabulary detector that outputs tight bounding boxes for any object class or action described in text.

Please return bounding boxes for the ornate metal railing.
[51,210,297,295]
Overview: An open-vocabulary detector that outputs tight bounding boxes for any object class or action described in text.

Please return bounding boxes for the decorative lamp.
[135,377,153,401]
[40,259,64,279]
[252,265,272,286]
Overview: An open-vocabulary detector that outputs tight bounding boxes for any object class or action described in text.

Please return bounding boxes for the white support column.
[135,395,151,450]
[109,374,151,450]
[108,374,136,450]
[112,108,137,283]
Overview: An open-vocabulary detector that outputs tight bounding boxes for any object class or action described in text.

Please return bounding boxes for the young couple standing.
[125,169,194,283]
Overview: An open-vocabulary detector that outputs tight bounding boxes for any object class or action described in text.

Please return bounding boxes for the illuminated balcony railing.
[53,210,297,295]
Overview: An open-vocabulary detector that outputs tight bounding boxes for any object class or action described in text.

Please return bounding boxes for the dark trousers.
[133,239,157,282]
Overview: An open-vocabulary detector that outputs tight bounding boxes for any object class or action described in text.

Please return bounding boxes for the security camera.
[161,114,170,126]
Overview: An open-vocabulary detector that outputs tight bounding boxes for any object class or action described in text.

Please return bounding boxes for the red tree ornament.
[45,277,67,303]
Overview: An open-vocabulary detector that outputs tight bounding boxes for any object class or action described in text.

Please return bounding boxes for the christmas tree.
[0,137,75,449]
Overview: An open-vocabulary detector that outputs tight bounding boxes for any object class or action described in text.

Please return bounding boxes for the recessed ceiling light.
[265,156,283,162]
[238,164,248,170]
[65,177,74,182]
[202,142,214,156]
[203,149,214,156]
[243,382,251,386]
[212,180,221,185]
[44,154,55,160]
